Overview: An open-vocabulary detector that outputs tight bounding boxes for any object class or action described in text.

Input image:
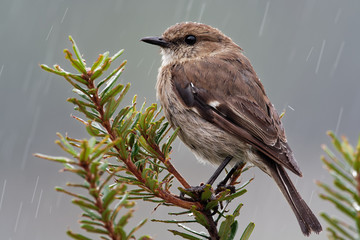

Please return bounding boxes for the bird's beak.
[141,36,170,48]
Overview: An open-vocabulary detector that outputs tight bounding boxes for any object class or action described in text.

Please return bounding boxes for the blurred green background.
[1,0,359,239]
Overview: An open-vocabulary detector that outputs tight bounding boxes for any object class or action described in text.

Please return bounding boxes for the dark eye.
[184,35,196,45]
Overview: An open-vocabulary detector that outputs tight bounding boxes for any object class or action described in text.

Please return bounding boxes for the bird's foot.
[179,183,219,215]
[179,183,215,201]
[215,181,236,194]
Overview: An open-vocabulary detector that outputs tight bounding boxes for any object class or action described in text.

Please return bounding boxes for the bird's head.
[141,22,240,65]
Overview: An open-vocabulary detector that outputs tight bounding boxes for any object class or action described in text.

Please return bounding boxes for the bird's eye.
[184,35,196,45]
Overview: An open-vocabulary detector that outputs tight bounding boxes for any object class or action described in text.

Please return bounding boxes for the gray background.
[1,0,359,239]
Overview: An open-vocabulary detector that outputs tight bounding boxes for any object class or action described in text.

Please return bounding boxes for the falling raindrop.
[252,205,259,219]
[197,2,206,22]
[0,64,4,81]
[0,179,6,211]
[147,60,156,76]
[287,105,295,111]
[305,46,314,62]
[294,176,299,188]
[1,133,17,164]
[315,40,326,74]
[136,58,144,68]
[334,8,342,24]
[287,48,297,63]
[31,176,39,203]
[21,107,41,170]
[259,1,270,37]
[21,64,34,93]
[173,1,185,22]
[55,192,63,208]
[61,7,69,24]
[45,25,53,41]
[330,41,345,76]
[335,107,343,136]
[43,76,52,95]
[35,189,43,219]
[14,202,23,232]
[309,190,315,205]
[221,12,231,28]
[184,0,194,20]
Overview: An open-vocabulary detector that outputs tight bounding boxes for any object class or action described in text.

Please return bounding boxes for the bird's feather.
[171,56,302,176]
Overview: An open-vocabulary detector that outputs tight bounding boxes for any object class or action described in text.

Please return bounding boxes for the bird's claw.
[179,183,218,203]
[179,184,219,215]
[180,183,213,201]
[215,183,236,194]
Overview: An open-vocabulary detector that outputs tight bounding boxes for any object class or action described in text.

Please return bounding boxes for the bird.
[141,22,322,236]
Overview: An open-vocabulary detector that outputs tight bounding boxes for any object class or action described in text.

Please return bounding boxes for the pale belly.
[157,69,261,169]
[163,99,258,167]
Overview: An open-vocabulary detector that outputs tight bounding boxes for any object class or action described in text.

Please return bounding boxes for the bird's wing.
[170,56,302,176]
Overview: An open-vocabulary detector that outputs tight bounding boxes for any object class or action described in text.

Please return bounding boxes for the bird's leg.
[215,161,243,194]
[206,156,233,185]
[180,156,233,200]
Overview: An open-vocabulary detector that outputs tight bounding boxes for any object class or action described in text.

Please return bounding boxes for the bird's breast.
[156,67,256,167]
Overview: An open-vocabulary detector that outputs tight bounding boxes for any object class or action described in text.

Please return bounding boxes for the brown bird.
[141,22,322,236]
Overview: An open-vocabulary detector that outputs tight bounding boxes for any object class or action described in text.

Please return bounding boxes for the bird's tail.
[269,163,322,236]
